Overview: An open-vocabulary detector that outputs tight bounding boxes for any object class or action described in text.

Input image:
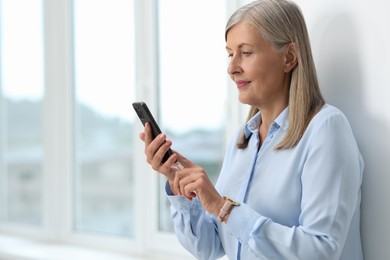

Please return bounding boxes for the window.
[0,0,238,258]
[157,0,228,232]
[73,0,135,237]
[0,0,44,225]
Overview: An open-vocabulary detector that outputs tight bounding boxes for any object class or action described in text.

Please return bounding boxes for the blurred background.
[0,0,389,259]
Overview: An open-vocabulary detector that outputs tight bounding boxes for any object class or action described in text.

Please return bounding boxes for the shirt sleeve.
[165,182,225,260]
[223,111,363,259]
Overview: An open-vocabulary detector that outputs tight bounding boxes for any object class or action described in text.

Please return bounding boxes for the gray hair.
[226,0,325,149]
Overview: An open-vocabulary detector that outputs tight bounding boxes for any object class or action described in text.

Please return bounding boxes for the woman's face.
[226,21,290,109]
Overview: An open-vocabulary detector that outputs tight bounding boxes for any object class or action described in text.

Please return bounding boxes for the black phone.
[132,101,173,163]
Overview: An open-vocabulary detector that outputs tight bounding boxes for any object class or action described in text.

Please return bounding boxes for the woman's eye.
[243,52,252,56]
[227,53,233,58]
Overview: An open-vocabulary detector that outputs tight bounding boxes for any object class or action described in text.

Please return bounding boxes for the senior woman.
[140,0,364,259]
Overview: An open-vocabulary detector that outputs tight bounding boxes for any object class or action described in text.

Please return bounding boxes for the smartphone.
[132,102,173,163]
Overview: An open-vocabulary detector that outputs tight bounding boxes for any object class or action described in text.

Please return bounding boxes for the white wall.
[301,1,390,259]
[240,0,390,258]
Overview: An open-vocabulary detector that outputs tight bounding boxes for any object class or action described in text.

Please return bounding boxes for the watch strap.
[217,196,240,222]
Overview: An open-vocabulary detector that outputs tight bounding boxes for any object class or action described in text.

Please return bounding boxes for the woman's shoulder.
[317,103,344,116]
[312,103,349,123]
[308,103,353,134]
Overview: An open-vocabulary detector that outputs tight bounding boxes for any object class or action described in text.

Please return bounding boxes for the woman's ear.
[284,42,298,73]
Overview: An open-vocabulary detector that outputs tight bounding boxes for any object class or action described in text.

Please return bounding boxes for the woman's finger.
[139,132,145,142]
[176,170,198,200]
[173,171,182,196]
[183,182,197,199]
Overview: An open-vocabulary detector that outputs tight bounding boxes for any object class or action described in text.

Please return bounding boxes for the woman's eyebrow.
[225,43,254,51]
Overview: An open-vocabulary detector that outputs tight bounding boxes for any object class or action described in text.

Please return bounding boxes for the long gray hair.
[226,0,325,150]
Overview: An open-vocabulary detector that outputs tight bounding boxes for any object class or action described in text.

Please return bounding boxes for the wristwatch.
[217,196,240,222]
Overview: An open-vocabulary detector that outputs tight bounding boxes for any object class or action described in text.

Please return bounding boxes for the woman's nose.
[227,56,242,75]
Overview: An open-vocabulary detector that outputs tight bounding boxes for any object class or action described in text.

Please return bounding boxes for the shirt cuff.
[225,203,267,245]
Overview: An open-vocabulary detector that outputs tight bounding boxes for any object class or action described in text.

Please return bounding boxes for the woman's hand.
[173,156,225,216]
[139,123,224,213]
[139,122,185,196]
[139,123,176,175]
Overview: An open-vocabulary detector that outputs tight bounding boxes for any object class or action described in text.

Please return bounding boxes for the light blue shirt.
[167,104,363,260]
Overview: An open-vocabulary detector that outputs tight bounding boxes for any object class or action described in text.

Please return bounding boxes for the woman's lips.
[236,80,250,89]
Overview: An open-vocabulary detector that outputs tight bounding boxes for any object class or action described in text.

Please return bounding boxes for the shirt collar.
[244,107,289,138]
